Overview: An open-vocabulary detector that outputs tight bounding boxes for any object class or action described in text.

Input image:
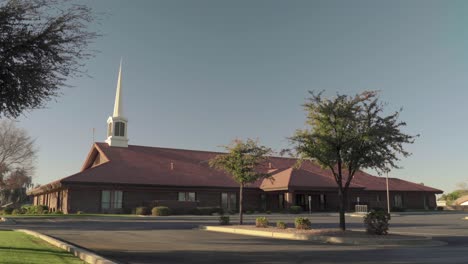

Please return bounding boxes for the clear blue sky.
[16,0,468,193]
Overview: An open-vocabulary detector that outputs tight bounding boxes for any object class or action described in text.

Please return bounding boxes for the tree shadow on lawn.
[0,246,73,256]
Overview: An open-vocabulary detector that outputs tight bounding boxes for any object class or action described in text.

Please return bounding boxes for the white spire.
[106,58,128,148]
[113,59,123,117]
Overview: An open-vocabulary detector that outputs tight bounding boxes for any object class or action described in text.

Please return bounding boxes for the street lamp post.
[386,171,390,214]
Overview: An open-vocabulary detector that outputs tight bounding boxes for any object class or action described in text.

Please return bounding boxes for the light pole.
[386,171,390,214]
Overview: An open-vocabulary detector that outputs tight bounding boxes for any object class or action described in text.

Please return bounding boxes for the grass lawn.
[0,230,84,264]
[3,213,136,218]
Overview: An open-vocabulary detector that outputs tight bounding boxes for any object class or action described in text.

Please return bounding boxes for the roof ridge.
[96,142,305,161]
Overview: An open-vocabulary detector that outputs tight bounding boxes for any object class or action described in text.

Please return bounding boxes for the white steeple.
[105,59,128,147]
[113,59,123,117]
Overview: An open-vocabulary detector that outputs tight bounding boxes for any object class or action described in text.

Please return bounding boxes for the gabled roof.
[351,173,442,192]
[261,168,364,191]
[28,142,443,195]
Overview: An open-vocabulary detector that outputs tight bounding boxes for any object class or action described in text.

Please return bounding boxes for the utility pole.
[386,171,390,214]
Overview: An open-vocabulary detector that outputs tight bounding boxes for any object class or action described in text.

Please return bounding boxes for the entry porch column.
[284,191,295,208]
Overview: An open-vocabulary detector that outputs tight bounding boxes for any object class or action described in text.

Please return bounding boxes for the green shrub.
[391,207,405,212]
[266,210,271,214]
[191,207,224,215]
[12,208,23,215]
[38,205,48,214]
[364,210,390,235]
[77,211,84,214]
[152,206,171,216]
[289,206,302,214]
[295,217,311,230]
[20,205,48,214]
[3,207,13,215]
[219,215,230,225]
[135,206,151,215]
[276,221,286,229]
[245,210,253,215]
[53,210,63,215]
[436,206,444,211]
[255,217,269,228]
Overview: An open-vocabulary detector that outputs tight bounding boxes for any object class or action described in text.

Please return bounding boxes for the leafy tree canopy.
[289,91,416,230]
[210,138,272,224]
[0,0,99,118]
[209,138,272,186]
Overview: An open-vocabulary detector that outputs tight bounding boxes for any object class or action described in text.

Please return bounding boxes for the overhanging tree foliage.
[289,91,416,230]
[0,120,36,205]
[209,139,272,225]
[0,0,99,118]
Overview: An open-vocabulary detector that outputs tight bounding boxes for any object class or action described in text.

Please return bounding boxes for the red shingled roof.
[30,142,442,194]
[261,168,364,191]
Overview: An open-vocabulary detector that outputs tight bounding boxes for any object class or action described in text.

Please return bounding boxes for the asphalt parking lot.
[3,212,468,264]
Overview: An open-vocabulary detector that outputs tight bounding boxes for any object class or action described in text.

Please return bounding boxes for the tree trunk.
[239,183,244,225]
[338,188,346,231]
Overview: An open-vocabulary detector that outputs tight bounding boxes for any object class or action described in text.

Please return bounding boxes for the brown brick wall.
[32,183,438,214]
[68,188,101,213]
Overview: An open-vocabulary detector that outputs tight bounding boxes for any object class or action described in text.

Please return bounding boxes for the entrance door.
[295,194,307,210]
[296,194,322,211]
[221,192,236,212]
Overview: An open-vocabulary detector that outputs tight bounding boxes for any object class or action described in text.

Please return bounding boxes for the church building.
[28,63,442,214]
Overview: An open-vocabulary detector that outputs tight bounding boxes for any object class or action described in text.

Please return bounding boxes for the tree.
[0,0,99,118]
[0,120,36,205]
[210,139,272,225]
[289,91,416,230]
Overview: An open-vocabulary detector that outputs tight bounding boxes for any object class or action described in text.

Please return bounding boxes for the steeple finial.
[113,58,123,117]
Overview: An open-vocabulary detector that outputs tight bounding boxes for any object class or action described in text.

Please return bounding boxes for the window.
[393,194,403,208]
[101,190,123,209]
[278,194,284,209]
[376,194,381,202]
[114,122,125,137]
[101,190,111,209]
[113,191,123,209]
[178,192,196,202]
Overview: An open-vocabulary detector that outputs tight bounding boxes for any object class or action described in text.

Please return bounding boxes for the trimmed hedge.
[4,207,13,214]
[255,217,269,228]
[190,207,224,215]
[135,206,151,215]
[364,210,390,235]
[295,217,311,230]
[276,221,286,229]
[152,206,171,216]
[219,215,230,225]
[289,206,302,214]
[21,205,48,214]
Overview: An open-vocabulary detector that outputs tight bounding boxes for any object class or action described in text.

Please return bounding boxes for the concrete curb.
[16,229,117,264]
[201,225,443,246]
[346,213,401,218]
